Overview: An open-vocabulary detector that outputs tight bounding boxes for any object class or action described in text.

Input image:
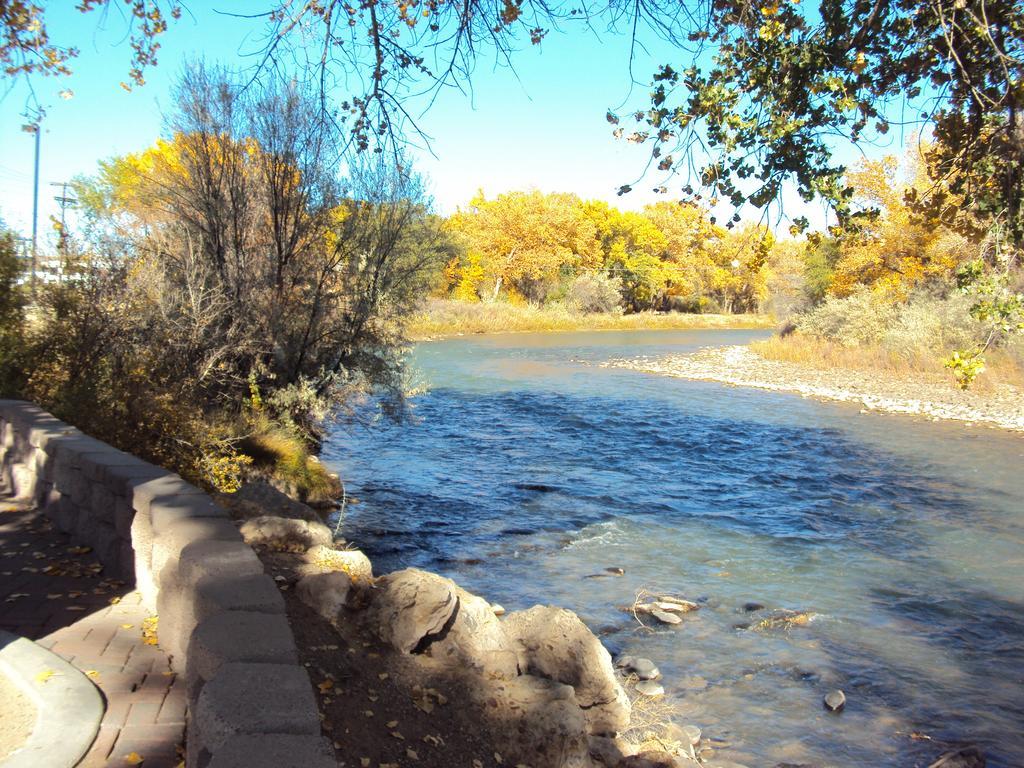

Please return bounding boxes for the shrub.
[0,230,25,396]
[566,272,623,313]
[797,287,901,346]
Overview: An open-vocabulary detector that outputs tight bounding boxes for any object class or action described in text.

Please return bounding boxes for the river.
[321,329,1024,768]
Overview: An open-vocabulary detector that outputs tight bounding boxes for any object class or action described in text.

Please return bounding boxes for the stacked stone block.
[0,400,333,768]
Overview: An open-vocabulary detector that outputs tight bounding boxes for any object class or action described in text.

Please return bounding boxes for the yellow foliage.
[829,148,972,299]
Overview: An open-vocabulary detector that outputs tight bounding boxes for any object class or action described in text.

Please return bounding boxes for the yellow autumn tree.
[641,201,722,306]
[829,148,971,299]
[582,201,674,311]
[447,190,600,302]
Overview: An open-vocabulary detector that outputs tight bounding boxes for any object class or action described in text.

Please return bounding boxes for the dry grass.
[405,298,774,340]
[752,333,1024,391]
[619,680,687,756]
[238,417,338,501]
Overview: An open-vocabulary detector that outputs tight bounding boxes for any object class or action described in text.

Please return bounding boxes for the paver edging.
[0,401,331,768]
[0,629,104,768]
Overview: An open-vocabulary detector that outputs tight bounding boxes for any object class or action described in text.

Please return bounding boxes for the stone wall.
[0,400,334,768]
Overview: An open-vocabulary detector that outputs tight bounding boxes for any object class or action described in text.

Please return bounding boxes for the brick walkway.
[1,498,185,767]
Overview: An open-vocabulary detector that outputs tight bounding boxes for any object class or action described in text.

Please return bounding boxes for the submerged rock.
[650,610,682,625]
[634,680,665,697]
[823,689,846,712]
[742,602,766,612]
[748,609,815,631]
[928,746,985,768]
[616,656,660,681]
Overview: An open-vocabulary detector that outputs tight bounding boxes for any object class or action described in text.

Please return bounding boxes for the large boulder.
[295,571,353,621]
[370,568,518,679]
[239,515,334,552]
[218,482,322,523]
[371,568,455,653]
[476,675,592,768]
[429,585,519,680]
[503,605,630,736]
[301,545,373,582]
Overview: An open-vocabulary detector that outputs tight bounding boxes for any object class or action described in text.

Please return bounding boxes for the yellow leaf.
[122,624,134,629]
[35,669,57,683]
[125,752,144,765]
[317,679,334,693]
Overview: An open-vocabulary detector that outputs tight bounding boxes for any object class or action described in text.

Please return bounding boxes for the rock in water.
[606,567,625,576]
[629,658,661,680]
[491,603,506,616]
[681,725,701,747]
[742,602,766,612]
[650,610,682,625]
[824,689,846,712]
[927,746,985,768]
[634,680,665,697]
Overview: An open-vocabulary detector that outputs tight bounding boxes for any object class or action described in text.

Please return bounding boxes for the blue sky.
[0,3,882,250]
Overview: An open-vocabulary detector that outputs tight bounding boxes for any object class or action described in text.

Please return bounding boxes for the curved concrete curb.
[0,629,104,768]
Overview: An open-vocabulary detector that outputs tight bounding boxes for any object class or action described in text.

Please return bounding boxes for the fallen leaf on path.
[35,669,57,683]
[124,752,144,765]
[386,720,398,728]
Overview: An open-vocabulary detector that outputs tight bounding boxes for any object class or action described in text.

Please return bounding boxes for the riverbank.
[406,299,773,340]
[605,345,1024,432]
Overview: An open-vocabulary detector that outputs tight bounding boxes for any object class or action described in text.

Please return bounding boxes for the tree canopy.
[5,1,1022,247]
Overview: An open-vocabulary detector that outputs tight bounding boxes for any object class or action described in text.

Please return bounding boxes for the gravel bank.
[605,345,1024,433]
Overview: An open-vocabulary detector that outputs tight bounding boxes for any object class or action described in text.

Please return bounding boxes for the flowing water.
[321,329,1024,768]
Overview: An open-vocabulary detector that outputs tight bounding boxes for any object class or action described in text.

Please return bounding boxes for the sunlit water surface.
[321,330,1024,767]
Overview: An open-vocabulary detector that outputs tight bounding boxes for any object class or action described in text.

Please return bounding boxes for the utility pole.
[21,120,41,298]
[50,181,78,281]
